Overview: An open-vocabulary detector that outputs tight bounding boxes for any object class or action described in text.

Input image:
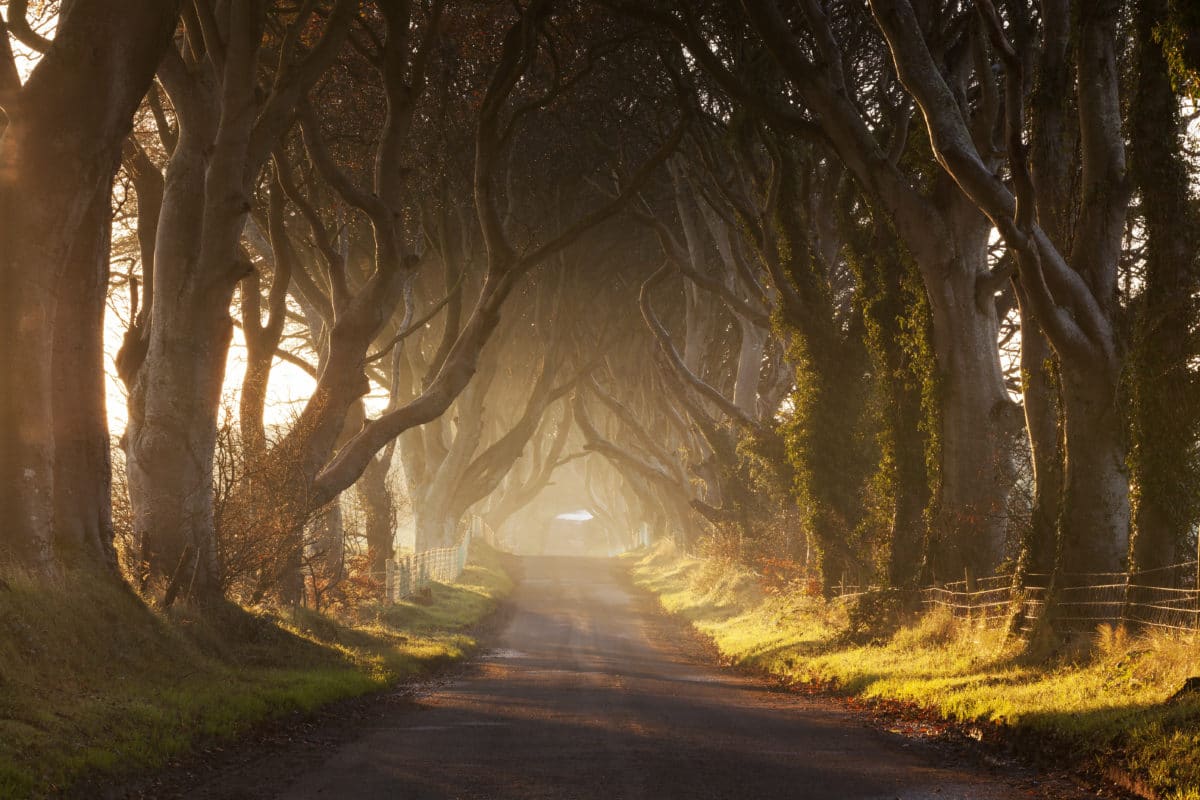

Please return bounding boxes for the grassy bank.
[628,542,1200,800]
[0,543,512,798]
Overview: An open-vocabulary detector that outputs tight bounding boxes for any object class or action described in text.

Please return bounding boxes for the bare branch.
[364,273,465,365]
[230,318,319,378]
[247,0,358,169]
[5,0,51,53]
[639,262,761,430]
[0,16,21,115]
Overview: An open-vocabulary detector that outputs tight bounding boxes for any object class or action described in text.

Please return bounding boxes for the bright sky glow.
[102,286,319,435]
[555,510,594,522]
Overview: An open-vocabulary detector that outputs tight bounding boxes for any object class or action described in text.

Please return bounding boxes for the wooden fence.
[916,561,1200,635]
[383,518,480,601]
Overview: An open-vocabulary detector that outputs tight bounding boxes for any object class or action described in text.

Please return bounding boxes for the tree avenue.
[1,0,1198,628]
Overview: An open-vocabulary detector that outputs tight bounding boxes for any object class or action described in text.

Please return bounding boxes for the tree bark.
[852,224,933,588]
[0,0,178,570]
[868,0,1131,578]
[729,0,1017,580]
[51,180,118,568]
[123,3,354,602]
[1014,0,1071,584]
[123,62,252,601]
[733,318,766,415]
[410,359,494,551]
[1060,370,1129,574]
[359,450,396,581]
[312,500,344,590]
[1128,0,1200,576]
[921,204,1019,581]
[126,300,234,599]
[1014,297,1062,579]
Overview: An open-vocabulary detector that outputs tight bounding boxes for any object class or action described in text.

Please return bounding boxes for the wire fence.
[919,576,1047,637]
[383,519,477,601]
[915,560,1200,635]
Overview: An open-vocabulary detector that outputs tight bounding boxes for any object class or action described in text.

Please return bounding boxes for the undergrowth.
[0,543,512,798]
[627,541,1200,800]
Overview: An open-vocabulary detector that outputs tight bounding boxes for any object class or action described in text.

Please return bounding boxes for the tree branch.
[639,262,761,430]
[5,0,50,53]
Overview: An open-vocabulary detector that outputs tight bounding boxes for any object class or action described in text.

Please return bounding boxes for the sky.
[555,510,595,522]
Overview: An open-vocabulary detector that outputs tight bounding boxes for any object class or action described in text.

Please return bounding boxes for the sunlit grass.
[627,541,1200,800]
[0,543,511,798]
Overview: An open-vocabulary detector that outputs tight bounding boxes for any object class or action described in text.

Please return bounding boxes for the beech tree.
[1127,0,1200,577]
[294,0,683,511]
[6,0,1198,626]
[116,1,357,602]
[105,1,681,603]
[617,0,1022,581]
[0,1,179,571]
[869,0,1132,575]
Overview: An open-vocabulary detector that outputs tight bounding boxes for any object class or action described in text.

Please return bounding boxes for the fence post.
[1123,572,1132,627]
[387,532,473,600]
[963,567,971,619]
[1194,553,1199,634]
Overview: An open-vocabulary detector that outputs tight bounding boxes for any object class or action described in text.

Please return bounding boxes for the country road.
[162,557,1116,800]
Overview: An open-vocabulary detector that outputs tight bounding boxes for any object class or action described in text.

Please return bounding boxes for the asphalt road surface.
[173,556,1116,800]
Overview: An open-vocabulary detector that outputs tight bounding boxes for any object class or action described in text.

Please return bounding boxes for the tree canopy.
[1,0,1198,618]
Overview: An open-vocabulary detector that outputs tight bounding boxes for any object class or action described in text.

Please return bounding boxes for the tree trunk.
[121,19,266,602]
[239,274,275,460]
[849,220,934,588]
[0,0,178,570]
[126,300,234,601]
[404,359,494,552]
[1018,2,1073,584]
[887,413,930,587]
[414,504,457,551]
[733,318,766,415]
[360,451,396,582]
[786,345,869,595]
[879,295,932,588]
[921,210,1018,582]
[1014,294,1062,579]
[1058,368,1130,576]
[51,182,118,568]
[122,117,230,601]
[312,500,344,589]
[1127,0,1200,577]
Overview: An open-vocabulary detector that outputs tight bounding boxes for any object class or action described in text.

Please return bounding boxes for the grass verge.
[627,541,1200,800]
[0,542,512,798]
